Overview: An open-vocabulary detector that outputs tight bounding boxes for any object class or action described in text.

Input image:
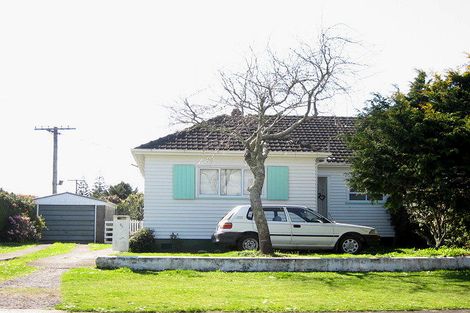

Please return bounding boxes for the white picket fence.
[104,220,143,244]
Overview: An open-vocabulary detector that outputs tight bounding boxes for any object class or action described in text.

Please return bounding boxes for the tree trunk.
[245,147,274,255]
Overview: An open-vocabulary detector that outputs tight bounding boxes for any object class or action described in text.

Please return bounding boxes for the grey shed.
[35,192,116,243]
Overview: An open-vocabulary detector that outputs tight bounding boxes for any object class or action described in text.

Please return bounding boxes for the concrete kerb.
[96,256,470,272]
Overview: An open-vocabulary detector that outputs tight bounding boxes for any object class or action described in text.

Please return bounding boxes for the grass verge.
[88,243,111,251]
[0,243,36,254]
[59,268,470,312]
[0,242,75,282]
[121,246,470,258]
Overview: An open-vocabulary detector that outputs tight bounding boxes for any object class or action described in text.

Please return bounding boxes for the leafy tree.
[87,177,142,217]
[76,180,91,197]
[104,194,122,205]
[108,181,135,201]
[169,28,356,254]
[117,192,144,220]
[91,176,108,199]
[347,64,470,247]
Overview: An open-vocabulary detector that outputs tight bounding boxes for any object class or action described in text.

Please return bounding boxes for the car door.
[247,207,292,247]
[286,207,336,248]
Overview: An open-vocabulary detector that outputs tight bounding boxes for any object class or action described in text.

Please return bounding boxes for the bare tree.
[169,28,357,254]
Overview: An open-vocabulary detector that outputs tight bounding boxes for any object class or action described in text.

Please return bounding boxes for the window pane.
[200,169,218,195]
[246,208,287,222]
[243,169,254,195]
[221,169,241,196]
[288,211,307,223]
[264,208,287,222]
[349,193,367,201]
[287,207,320,223]
[349,188,366,201]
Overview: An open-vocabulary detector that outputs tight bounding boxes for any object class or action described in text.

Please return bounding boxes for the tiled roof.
[136,115,357,163]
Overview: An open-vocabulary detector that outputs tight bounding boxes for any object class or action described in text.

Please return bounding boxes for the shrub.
[116,193,144,220]
[129,228,156,252]
[445,211,470,248]
[0,190,35,231]
[5,214,44,242]
[0,189,40,241]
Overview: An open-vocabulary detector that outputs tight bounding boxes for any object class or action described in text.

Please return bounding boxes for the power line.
[35,126,76,194]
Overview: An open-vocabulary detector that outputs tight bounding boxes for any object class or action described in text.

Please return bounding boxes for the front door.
[317,177,328,217]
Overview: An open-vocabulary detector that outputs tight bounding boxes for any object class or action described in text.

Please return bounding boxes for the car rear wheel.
[338,235,363,254]
[237,235,259,251]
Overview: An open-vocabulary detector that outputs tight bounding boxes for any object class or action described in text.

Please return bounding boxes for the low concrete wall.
[96,256,470,272]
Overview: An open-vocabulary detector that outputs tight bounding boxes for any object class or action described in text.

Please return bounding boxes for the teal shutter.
[267,166,289,200]
[173,164,195,199]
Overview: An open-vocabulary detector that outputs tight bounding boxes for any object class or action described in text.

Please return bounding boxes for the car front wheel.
[237,235,259,251]
[338,235,363,254]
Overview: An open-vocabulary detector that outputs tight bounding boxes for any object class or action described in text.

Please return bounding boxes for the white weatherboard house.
[132,115,394,243]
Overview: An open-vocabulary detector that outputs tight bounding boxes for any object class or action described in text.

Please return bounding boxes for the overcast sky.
[0,0,468,197]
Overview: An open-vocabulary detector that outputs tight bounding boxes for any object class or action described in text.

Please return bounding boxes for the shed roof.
[35,192,116,207]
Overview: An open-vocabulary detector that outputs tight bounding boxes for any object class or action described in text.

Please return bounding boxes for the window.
[221,169,242,196]
[199,167,258,197]
[243,169,254,195]
[200,169,219,195]
[247,207,287,222]
[287,207,322,223]
[349,189,384,201]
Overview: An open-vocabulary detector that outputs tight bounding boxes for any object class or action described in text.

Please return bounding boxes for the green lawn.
[0,242,75,282]
[88,243,111,251]
[0,243,36,254]
[59,268,470,312]
[121,246,470,258]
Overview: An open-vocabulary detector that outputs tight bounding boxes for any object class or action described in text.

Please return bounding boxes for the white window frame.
[199,168,220,196]
[197,167,264,198]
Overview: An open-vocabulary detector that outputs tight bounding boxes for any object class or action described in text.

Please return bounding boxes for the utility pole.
[35,126,76,194]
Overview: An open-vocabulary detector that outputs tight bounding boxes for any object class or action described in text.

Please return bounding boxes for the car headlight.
[369,229,378,235]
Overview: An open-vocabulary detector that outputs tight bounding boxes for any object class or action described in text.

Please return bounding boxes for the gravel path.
[0,309,469,313]
[0,244,50,261]
[0,244,112,310]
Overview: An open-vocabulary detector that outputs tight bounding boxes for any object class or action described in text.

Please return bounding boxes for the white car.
[212,205,380,254]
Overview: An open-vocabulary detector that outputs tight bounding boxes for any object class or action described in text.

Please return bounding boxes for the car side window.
[287,207,321,223]
[264,208,288,222]
[246,207,287,222]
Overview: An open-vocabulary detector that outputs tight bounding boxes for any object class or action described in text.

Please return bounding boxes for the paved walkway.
[0,244,112,310]
[0,244,50,261]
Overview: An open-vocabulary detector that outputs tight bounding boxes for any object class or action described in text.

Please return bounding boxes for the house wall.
[143,153,318,239]
[317,165,395,237]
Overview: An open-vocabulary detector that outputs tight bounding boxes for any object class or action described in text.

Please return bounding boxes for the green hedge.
[0,189,37,241]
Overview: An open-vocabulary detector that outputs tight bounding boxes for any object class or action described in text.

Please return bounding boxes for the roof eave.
[34,192,116,208]
[132,148,331,157]
[131,148,332,173]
